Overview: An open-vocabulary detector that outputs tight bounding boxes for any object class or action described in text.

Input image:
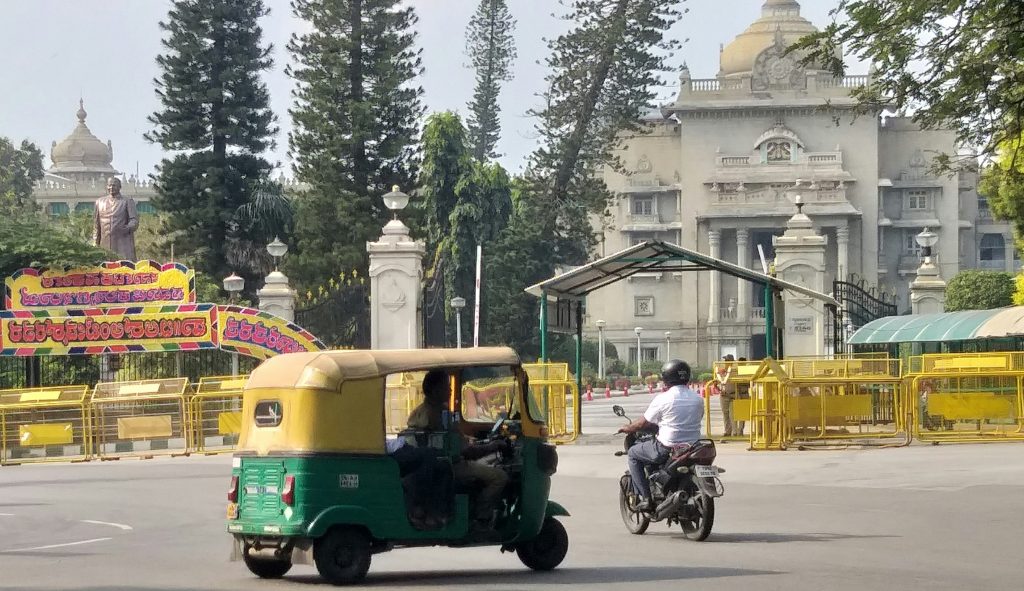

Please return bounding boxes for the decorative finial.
[76,99,87,123]
[794,194,804,214]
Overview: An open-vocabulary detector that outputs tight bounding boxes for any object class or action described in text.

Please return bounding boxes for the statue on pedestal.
[94,177,139,260]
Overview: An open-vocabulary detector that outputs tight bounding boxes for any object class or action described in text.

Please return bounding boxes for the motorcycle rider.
[617,359,704,512]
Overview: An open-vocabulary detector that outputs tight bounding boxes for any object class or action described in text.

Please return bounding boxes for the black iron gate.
[829,274,897,355]
[422,258,448,348]
[294,273,370,349]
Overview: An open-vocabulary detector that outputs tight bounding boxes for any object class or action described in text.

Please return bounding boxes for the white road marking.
[80,520,133,531]
[0,537,112,553]
[0,513,14,516]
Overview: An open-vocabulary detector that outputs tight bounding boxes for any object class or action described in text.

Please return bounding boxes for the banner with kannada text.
[218,306,325,359]
[0,304,217,356]
[5,260,195,312]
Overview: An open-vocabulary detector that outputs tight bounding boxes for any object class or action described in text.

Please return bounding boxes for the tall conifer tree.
[147,0,279,287]
[464,0,517,162]
[287,0,425,286]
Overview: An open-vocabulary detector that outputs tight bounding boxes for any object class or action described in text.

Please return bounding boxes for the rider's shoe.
[635,497,653,512]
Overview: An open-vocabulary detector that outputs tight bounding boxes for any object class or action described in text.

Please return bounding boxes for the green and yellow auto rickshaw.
[226,347,569,585]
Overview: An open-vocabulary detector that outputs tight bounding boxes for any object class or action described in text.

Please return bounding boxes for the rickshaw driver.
[408,369,510,532]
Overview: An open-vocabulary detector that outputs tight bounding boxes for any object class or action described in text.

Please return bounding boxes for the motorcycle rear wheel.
[618,474,650,535]
[679,493,715,541]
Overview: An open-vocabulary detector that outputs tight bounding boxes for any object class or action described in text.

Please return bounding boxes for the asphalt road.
[2,397,1023,590]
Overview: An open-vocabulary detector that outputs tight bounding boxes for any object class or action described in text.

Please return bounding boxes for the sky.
[0,0,841,180]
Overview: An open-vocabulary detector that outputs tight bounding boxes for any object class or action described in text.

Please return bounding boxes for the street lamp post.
[223,272,245,376]
[451,296,466,348]
[267,236,288,270]
[595,320,606,379]
[916,227,938,263]
[634,326,643,379]
[664,331,671,360]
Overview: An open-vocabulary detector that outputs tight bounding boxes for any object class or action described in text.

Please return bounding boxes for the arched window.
[980,234,1006,263]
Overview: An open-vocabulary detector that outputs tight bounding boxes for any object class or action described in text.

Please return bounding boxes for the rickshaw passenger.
[386,436,452,529]
[409,370,509,530]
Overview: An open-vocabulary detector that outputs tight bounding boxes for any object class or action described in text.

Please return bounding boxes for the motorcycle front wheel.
[618,474,650,535]
[679,492,715,541]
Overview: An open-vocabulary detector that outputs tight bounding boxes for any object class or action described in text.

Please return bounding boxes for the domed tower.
[718,0,827,90]
[47,99,119,182]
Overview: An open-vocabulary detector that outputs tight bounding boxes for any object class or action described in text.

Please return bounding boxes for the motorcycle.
[613,404,725,540]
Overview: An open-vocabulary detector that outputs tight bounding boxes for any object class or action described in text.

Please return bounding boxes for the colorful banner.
[5,260,195,312]
[218,306,325,359]
[0,304,217,356]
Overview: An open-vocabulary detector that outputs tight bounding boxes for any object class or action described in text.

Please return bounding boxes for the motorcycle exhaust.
[653,490,686,520]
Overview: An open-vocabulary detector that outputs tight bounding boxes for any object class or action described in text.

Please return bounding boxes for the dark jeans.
[454,460,509,522]
[627,439,668,500]
[391,445,452,519]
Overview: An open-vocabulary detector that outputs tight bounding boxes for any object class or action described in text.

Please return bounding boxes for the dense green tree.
[981,134,1024,250]
[287,0,425,288]
[793,0,1024,169]
[484,0,684,357]
[0,137,44,216]
[464,0,517,161]
[0,216,111,279]
[944,270,1015,311]
[418,112,512,345]
[147,0,281,294]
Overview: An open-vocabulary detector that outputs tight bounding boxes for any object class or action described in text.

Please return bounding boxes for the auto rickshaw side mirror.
[612,405,625,417]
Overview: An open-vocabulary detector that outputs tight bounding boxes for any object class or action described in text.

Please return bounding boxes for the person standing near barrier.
[735,357,750,437]
[715,355,737,438]
[617,360,704,512]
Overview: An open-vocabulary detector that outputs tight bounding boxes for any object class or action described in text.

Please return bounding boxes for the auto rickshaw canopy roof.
[848,307,1024,345]
[246,347,522,392]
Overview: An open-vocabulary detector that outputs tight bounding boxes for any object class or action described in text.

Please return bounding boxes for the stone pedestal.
[772,202,827,358]
[368,218,425,350]
[910,259,946,314]
[257,271,297,322]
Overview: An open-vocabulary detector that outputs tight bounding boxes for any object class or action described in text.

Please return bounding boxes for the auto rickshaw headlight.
[538,443,558,476]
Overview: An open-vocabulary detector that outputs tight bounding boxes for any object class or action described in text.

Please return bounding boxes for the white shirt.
[385,437,406,454]
[643,385,704,446]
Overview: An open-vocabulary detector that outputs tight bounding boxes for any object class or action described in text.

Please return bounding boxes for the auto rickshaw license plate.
[227,503,239,519]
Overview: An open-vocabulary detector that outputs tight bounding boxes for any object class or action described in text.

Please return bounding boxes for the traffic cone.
[585,385,593,401]
[605,386,612,398]
[623,384,630,397]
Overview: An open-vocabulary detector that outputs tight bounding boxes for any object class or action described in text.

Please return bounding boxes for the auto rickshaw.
[226,347,569,585]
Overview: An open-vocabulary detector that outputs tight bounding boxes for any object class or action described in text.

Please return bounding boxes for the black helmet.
[661,359,691,386]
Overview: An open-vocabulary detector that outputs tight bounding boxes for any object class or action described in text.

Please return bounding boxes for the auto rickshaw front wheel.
[314,527,372,586]
[516,517,568,571]
[243,552,292,579]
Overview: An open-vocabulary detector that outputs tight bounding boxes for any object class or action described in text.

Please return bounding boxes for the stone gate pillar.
[910,228,946,314]
[772,197,827,358]
[368,191,425,350]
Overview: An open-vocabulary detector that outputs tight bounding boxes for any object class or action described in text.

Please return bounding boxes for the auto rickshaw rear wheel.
[516,517,568,571]
[314,527,372,586]
[243,552,292,579]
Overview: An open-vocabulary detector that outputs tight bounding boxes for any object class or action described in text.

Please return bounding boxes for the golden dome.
[719,0,819,76]
[49,100,117,175]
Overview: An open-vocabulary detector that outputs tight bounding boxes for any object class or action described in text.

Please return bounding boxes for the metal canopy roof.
[524,240,839,307]
[848,307,1024,344]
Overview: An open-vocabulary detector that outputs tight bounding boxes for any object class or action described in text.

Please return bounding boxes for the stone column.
[257,271,298,322]
[368,217,426,349]
[736,229,750,322]
[836,224,850,281]
[772,201,828,358]
[708,230,721,323]
[1004,233,1015,273]
[910,255,946,314]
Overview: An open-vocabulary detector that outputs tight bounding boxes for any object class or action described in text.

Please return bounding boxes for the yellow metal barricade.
[0,385,92,465]
[386,372,423,433]
[192,375,248,454]
[705,361,759,442]
[908,353,1024,442]
[523,363,579,444]
[748,360,788,450]
[91,378,191,459]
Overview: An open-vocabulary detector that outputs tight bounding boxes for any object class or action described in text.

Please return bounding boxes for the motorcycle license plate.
[226,503,239,519]
[694,465,718,478]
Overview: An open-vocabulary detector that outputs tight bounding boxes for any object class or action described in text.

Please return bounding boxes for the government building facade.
[585,0,1016,368]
